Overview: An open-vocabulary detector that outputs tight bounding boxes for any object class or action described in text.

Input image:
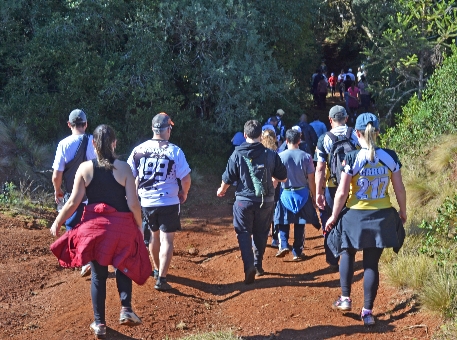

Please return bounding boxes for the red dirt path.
[0,179,441,340]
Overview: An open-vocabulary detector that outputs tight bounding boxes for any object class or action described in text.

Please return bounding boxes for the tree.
[362,0,457,123]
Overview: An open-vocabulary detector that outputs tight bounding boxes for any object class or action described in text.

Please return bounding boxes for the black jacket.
[222,142,287,203]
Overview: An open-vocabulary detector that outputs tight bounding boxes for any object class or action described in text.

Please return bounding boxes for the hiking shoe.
[270,239,279,248]
[292,254,306,262]
[119,309,142,327]
[255,267,265,277]
[154,278,172,291]
[244,267,256,284]
[275,248,289,258]
[89,321,106,339]
[151,269,159,280]
[81,264,91,277]
[332,297,352,312]
[361,310,376,326]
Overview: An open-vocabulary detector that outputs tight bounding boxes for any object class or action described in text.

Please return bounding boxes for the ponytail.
[93,124,117,170]
[363,123,377,162]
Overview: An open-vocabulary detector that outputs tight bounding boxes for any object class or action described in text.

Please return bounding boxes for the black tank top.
[86,159,130,212]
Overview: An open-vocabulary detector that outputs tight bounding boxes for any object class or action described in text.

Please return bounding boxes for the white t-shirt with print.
[127,139,191,207]
[52,134,97,171]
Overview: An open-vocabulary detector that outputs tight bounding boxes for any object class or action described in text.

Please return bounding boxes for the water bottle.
[57,197,65,212]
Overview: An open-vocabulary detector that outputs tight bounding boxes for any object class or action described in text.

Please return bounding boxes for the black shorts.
[142,204,181,235]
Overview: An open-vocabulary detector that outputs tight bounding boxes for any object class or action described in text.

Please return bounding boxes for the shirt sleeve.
[52,142,65,171]
[86,135,97,160]
[221,152,239,184]
[315,134,327,163]
[175,148,191,179]
[126,149,138,177]
[304,155,315,175]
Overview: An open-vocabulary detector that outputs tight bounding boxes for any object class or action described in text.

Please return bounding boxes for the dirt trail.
[0,176,440,340]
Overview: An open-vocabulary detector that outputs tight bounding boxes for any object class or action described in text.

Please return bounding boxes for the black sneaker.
[154,278,172,291]
[244,267,256,284]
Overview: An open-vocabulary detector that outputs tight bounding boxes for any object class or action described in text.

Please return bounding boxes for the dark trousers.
[233,200,274,272]
[90,260,132,324]
[339,248,383,310]
[319,187,339,266]
[65,203,85,231]
[278,223,305,257]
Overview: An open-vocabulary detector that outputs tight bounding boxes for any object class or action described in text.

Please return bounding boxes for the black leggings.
[339,247,383,310]
[90,260,132,324]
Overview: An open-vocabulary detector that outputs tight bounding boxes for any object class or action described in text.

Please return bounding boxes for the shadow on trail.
[106,327,140,339]
[167,262,363,303]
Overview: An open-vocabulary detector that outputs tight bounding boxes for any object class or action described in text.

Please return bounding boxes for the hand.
[399,210,407,224]
[216,187,226,197]
[50,221,60,237]
[178,190,188,204]
[316,194,326,210]
[325,215,337,233]
[54,189,64,204]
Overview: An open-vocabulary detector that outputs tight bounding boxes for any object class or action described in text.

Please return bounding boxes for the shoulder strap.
[345,127,353,139]
[326,131,338,144]
[63,134,90,193]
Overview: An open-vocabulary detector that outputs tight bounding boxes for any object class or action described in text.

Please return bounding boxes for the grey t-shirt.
[279,149,315,189]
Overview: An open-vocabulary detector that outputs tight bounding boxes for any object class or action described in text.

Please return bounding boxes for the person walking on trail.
[346,68,356,81]
[309,113,328,138]
[217,120,287,284]
[52,108,97,278]
[328,72,337,97]
[325,113,406,326]
[274,129,317,261]
[127,112,191,292]
[50,125,150,338]
[261,129,280,248]
[337,69,346,101]
[315,105,358,270]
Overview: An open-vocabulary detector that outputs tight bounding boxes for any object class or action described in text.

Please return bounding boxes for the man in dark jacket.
[217,120,287,284]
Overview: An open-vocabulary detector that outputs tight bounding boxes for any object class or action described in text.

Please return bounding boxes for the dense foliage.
[0,0,318,158]
[381,45,457,154]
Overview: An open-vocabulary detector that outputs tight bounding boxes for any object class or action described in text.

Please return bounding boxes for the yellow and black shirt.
[343,148,401,210]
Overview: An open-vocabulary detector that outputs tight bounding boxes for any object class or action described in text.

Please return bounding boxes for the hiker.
[51,109,97,277]
[343,75,353,114]
[358,75,370,111]
[328,72,337,97]
[346,68,356,81]
[217,120,287,284]
[50,124,150,338]
[231,131,246,154]
[309,113,328,138]
[274,129,317,261]
[325,113,406,326]
[317,75,328,109]
[296,114,319,156]
[261,129,280,248]
[127,112,192,291]
[315,105,358,270]
[337,69,346,101]
[347,81,361,124]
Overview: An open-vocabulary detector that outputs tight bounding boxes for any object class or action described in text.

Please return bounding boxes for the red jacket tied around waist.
[50,203,152,285]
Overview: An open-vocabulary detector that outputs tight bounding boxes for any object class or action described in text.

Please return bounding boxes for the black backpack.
[326,127,356,186]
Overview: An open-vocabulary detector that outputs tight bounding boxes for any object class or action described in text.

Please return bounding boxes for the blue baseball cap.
[355,113,380,131]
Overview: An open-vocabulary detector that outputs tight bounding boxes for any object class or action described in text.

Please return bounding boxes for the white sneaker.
[80,264,91,277]
[119,309,142,326]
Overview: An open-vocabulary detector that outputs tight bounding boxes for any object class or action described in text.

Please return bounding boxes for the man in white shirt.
[128,112,191,291]
[52,109,97,277]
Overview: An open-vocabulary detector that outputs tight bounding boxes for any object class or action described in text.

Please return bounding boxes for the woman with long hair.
[50,124,151,339]
[325,113,406,326]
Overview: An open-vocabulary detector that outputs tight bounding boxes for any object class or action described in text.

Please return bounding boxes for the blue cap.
[355,113,380,131]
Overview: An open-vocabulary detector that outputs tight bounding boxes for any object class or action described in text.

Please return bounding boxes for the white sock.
[341,296,350,301]
[362,307,372,315]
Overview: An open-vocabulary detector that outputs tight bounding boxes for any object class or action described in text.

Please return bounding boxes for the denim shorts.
[142,204,181,235]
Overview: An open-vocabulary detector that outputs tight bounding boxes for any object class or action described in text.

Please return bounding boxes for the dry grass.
[177,331,240,340]
[427,135,457,173]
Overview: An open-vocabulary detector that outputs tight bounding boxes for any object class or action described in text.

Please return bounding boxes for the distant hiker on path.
[325,113,406,327]
[217,120,287,284]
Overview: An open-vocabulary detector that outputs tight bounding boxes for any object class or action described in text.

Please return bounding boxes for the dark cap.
[68,109,87,124]
[355,112,380,131]
[152,112,174,129]
[329,105,348,119]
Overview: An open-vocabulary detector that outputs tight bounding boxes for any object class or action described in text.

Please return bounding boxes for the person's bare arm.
[217,181,230,197]
[178,173,192,204]
[307,173,316,204]
[325,172,351,232]
[391,170,407,224]
[315,161,326,209]
[52,170,64,204]
[50,164,88,237]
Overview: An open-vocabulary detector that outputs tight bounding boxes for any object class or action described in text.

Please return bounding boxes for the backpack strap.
[345,127,353,140]
[326,131,338,144]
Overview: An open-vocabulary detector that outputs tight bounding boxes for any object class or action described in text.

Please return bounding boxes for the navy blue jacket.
[222,142,287,203]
